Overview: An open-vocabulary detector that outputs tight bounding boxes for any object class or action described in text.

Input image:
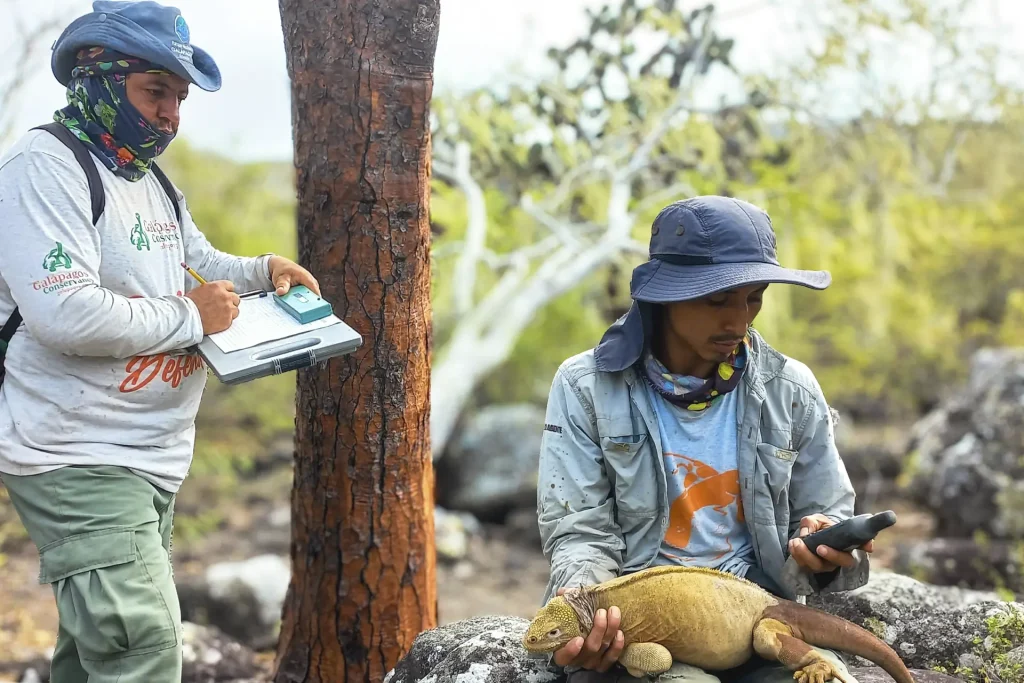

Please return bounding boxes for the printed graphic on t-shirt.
[643,374,757,575]
[130,215,150,251]
[42,242,72,272]
[32,270,94,296]
[130,213,181,251]
[661,453,746,561]
[35,242,94,295]
[118,291,205,393]
[119,352,205,393]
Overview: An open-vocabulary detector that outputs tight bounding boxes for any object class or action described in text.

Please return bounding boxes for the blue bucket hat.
[630,195,830,302]
[594,195,830,372]
[51,1,221,92]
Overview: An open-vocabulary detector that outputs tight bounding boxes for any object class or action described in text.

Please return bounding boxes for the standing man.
[536,196,872,683]
[0,2,317,681]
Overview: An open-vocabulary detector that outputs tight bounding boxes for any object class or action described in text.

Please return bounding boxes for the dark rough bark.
[274,1,440,682]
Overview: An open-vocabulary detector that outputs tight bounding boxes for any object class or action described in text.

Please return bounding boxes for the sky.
[5,0,1023,162]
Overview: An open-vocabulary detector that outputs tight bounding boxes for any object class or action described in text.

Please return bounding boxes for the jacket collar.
[741,329,786,398]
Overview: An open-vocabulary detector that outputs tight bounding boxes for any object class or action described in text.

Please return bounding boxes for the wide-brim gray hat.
[594,195,830,373]
[52,1,221,92]
[629,195,830,302]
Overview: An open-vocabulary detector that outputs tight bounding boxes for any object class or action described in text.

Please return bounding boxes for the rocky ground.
[0,493,940,683]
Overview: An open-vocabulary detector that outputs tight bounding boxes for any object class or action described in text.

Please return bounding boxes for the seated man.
[536,196,872,683]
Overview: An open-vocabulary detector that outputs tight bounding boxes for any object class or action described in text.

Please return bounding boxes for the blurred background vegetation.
[3,0,1024,548]
[187,0,1023,476]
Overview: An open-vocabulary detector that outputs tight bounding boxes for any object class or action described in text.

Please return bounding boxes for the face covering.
[641,335,750,412]
[53,46,176,181]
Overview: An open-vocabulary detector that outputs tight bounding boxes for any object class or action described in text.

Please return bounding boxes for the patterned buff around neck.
[52,47,176,181]
[642,335,750,412]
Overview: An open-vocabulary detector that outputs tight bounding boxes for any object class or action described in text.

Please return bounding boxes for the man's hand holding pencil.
[182,262,241,335]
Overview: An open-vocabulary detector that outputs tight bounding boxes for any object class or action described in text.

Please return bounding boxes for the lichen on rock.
[809,571,1024,680]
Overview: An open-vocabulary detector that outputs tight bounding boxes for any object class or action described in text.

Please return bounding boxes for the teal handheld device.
[273,285,333,324]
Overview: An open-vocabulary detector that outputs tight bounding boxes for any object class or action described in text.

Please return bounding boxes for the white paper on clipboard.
[207,293,340,353]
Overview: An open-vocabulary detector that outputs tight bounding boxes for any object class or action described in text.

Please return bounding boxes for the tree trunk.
[274,1,440,682]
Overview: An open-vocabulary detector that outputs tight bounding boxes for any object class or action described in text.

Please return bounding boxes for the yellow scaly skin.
[522,566,915,683]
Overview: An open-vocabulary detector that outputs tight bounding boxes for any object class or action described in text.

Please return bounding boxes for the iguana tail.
[763,600,915,683]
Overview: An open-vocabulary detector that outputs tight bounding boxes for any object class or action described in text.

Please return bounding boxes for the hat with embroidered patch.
[629,195,830,302]
[51,0,221,92]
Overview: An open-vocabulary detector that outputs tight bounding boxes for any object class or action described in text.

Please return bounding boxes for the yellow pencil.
[180,261,207,285]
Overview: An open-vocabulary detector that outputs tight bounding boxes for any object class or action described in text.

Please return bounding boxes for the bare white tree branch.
[625,239,649,257]
[432,141,488,316]
[540,154,614,211]
[492,235,564,268]
[429,24,716,457]
[622,25,714,179]
[519,194,581,247]
[934,127,967,192]
[432,235,569,272]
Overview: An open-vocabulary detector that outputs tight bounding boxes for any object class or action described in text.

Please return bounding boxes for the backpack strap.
[1,125,182,355]
[33,122,106,226]
[151,162,182,225]
[2,124,108,351]
[0,308,21,348]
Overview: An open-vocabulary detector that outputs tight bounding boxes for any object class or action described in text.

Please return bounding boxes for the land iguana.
[522,566,913,683]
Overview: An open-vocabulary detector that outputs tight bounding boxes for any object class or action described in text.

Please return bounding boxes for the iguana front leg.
[619,642,674,677]
[752,618,849,683]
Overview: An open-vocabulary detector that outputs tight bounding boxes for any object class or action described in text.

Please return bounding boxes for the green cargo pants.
[2,465,182,682]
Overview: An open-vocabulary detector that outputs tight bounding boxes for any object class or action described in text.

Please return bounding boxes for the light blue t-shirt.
[643,378,757,578]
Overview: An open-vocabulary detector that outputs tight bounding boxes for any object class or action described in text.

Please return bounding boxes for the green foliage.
[0,485,28,556]
[921,609,1024,682]
[733,110,1024,418]
[158,140,299,544]
[158,139,297,259]
[427,0,1024,423]
[476,274,615,405]
[985,610,1024,683]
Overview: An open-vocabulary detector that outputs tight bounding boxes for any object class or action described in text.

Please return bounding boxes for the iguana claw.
[793,660,848,683]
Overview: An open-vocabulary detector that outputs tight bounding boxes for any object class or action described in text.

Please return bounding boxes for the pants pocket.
[39,528,178,659]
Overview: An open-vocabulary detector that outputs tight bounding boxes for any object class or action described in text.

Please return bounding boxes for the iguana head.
[521,596,583,653]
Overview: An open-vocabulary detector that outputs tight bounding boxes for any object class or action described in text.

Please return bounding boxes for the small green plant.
[864,617,888,640]
[986,610,1024,654]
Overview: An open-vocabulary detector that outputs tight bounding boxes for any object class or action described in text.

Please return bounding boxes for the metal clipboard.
[194,312,363,385]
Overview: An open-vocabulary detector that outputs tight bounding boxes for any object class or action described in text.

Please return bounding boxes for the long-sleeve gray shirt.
[0,129,274,492]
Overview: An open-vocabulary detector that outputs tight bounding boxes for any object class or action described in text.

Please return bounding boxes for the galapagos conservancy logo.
[131,214,151,251]
[131,213,180,251]
[42,242,72,272]
[174,15,190,43]
[35,243,90,295]
[171,15,194,62]
[32,270,93,295]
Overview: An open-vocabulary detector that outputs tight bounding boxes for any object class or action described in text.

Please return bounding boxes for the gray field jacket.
[536,328,868,604]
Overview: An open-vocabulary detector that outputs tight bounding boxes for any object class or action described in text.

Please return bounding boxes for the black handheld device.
[800,510,897,554]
